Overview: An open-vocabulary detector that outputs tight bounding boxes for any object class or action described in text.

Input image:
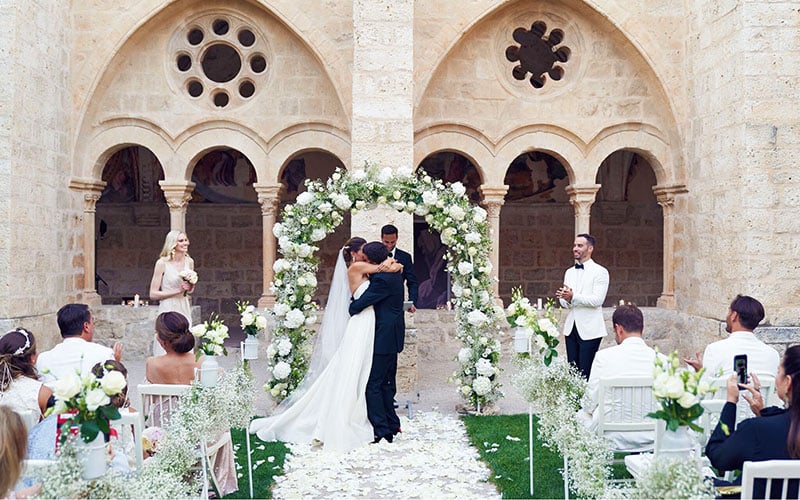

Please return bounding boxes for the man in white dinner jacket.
[578,304,664,451]
[556,233,609,379]
[685,294,779,382]
[37,303,122,385]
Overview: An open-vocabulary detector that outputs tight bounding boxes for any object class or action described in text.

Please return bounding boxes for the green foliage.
[223,429,290,499]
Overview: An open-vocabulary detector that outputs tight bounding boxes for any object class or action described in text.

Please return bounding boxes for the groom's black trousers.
[366,352,400,438]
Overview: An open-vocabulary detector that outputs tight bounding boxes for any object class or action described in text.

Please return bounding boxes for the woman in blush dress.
[249,237,402,452]
[149,230,195,355]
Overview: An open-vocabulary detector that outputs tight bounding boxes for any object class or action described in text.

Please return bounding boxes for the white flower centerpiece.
[237,300,267,360]
[267,162,501,410]
[505,286,560,365]
[190,313,229,387]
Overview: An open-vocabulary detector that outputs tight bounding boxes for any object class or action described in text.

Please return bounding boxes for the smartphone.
[734,354,748,385]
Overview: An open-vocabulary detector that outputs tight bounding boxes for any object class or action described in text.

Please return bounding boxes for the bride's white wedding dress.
[250,279,375,452]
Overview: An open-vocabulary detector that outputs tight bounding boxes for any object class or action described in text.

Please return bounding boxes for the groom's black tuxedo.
[349,271,405,441]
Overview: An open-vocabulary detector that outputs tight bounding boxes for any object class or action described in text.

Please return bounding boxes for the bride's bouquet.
[178,269,198,296]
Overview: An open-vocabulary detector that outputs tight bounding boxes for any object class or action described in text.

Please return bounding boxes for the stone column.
[159,181,195,231]
[255,183,282,308]
[653,184,688,309]
[565,184,601,234]
[480,185,508,300]
[69,179,106,307]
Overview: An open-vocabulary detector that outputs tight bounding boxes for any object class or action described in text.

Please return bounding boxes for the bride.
[250,237,402,452]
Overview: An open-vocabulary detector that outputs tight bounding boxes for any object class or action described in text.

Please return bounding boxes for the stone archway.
[265,165,501,410]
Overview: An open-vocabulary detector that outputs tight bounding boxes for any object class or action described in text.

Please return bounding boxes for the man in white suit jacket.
[556,233,609,379]
[578,304,664,451]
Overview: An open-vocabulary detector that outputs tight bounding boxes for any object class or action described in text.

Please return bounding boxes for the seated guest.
[0,405,38,499]
[685,295,780,381]
[37,304,122,384]
[705,345,800,498]
[144,312,237,496]
[0,328,53,418]
[577,304,664,451]
[145,312,202,385]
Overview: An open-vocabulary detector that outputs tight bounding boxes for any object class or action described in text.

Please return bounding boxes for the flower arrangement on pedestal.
[505,287,560,365]
[237,301,268,336]
[190,313,229,358]
[648,350,712,432]
[50,369,127,443]
[267,162,501,408]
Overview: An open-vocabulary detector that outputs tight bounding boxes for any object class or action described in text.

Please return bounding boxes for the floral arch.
[265,164,503,409]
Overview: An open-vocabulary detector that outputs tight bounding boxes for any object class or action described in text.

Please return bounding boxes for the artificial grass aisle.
[224,428,290,499]
[462,413,565,499]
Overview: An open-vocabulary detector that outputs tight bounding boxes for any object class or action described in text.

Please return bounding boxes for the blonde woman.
[149,230,195,355]
[0,406,31,498]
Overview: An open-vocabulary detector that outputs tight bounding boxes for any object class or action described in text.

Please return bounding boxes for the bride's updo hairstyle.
[342,237,367,266]
[0,328,38,391]
[155,312,195,354]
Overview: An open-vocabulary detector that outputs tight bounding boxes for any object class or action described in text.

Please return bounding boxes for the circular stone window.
[168,13,270,109]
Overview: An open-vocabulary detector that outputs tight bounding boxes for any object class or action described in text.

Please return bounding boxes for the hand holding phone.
[734,354,748,385]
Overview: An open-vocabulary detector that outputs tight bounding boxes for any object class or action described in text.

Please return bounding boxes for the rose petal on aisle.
[272,411,500,499]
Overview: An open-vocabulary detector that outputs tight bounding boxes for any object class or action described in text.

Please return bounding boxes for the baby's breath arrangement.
[604,459,715,499]
[268,162,501,409]
[515,357,611,498]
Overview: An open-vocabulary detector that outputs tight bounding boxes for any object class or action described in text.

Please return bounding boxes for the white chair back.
[137,383,191,428]
[742,460,800,499]
[699,398,727,446]
[596,375,657,436]
[708,373,776,422]
[13,408,40,432]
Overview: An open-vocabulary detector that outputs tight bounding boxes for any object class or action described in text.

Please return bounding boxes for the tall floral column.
[479,185,508,300]
[69,178,106,307]
[159,181,195,232]
[255,183,282,308]
[565,184,600,235]
[653,184,687,309]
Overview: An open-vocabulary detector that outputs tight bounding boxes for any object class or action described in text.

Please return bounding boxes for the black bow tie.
[574,263,584,269]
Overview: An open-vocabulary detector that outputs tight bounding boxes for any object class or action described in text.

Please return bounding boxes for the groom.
[349,241,405,443]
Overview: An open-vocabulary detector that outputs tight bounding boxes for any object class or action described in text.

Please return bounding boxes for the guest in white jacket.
[556,233,609,379]
[578,304,664,451]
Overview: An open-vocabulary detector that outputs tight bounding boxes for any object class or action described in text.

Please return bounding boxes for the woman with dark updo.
[145,312,202,384]
[0,328,52,419]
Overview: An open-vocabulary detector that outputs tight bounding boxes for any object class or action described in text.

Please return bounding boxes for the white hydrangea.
[296,191,315,205]
[378,167,393,183]
[467,310,489,326]
[352,169,367,181]
[272,361,291,380]
[458,261,474,275]
[278,236,291,250]
[451,283,463,297]
[272,259,291,273]
[397,166,412,178]
[272,222,283,238]
[414,204,429,216]
[461,385,473,398]
[318,202,332,213]
[273,303,289,317]
[473,376,492,396]
[311,228,326,241]
[284,309,305,329]
[473,206,487,223]
[457,347,472,364]
[276,337,293,356]
[449,205,466,221]
[422,191,438,205]
[451,182,466,196]
[465,232,481,244]
[331,193,352,210]
[476,358,495,377]
[297,244,313,258]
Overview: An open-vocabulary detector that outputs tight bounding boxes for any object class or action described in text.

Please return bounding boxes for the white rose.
[297,244,313,258]
[468,247,478,257]
[458,262,474,275]
[355,200,366,210]
[472,376,492,396]
[266,344,277,358]
[273,303,289,317]
[473,206,487,223]
[241,312,255,327]
[311,228,326,241]
[449,205,466,221]
[458,347,472,364]
[480,291,491,305]
[391,201,405,211]
[333,194,352,211]
[318,202,332,213]
[190,323,207,337]
[377,196,387,205]
[677,392,698,409]
[305,314,317,325]
[272,223,283,238]
[85,388,111,412]
[406,201,417,212]
[451,283,463,297]
[272,361,291,380]
[467,310,489,326]
[272,259,287,273]
[100,371,127,396]
[470,278,479,287]
[296,191,314,205]
[421,191,438,205]
[476,358,495,377]
[465,232,481,244]
[462,288,472,297]
[53,374,82,401]
[393,190,401,200]
[255,315,268,330]
[332,172,341,181]
[440,227,456,245]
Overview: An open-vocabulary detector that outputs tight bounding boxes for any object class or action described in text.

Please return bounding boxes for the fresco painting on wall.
[191,149,258,203]
[504,152,569,203]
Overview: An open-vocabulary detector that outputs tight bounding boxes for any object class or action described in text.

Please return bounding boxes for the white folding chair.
[114,408,145,469]
[699,398,727,446]
[138,383,228,498]
[742,460,800,499]
[708,374,776,423]
[596,375,658,454]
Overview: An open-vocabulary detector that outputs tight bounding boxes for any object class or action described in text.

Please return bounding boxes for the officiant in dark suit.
[381,224,418,312]
[349,241,405,443]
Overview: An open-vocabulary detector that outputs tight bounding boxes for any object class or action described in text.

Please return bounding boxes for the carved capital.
[566,184,600,216]
[69,178,106,213]
[653,183,688,209]
[254,183,283,217]
[479,184,508,205]
[159,181,196,210]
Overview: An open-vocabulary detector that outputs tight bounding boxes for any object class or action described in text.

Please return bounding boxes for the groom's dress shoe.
[371,433,394,444]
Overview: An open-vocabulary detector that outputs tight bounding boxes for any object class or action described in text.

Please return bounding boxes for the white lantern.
[514,327,530,353]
